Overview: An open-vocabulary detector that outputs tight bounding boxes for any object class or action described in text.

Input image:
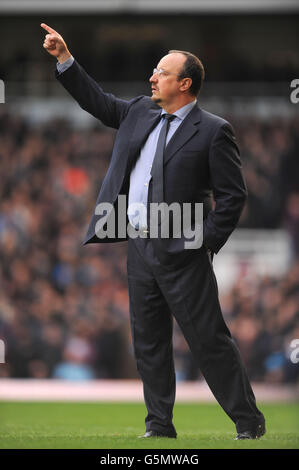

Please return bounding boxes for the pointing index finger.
[40,23,58,35]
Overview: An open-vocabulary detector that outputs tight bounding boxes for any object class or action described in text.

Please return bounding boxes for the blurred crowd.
[0,111,298,383]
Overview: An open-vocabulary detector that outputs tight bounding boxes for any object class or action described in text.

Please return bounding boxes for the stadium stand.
[0,111,298,383]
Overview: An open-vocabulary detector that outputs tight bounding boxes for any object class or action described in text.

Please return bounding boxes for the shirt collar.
[161,99,197,121]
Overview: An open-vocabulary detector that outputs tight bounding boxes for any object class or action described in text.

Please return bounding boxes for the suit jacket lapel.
[164,105,201,166]
[127,106,161,166]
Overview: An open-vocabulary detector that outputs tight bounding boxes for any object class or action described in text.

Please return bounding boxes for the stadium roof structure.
[0,0,299,14]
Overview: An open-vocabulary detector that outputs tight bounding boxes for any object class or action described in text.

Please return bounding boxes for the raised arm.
[41,23,132,128]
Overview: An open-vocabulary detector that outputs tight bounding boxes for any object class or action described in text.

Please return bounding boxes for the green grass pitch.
[0,401,298,449]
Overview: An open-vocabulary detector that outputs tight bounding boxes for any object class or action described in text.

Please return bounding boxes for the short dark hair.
[168,50,205,96]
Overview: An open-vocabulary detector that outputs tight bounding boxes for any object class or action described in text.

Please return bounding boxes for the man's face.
[149,53,186,106]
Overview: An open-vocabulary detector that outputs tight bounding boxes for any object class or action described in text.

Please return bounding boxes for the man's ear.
[180,78,192,93]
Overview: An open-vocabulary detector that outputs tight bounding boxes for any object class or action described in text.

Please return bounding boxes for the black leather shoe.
[235,420,266,440]
[139,430,177,439]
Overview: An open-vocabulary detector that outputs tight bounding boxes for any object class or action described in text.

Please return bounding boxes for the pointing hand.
[41,23,71,63]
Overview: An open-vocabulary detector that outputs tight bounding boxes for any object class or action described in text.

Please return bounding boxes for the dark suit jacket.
[56,60,247,265]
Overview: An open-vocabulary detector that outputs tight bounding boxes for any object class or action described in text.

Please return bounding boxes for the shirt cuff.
[56,56,74,74]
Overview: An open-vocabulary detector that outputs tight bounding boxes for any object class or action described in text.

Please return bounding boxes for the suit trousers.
[126,234,264,435]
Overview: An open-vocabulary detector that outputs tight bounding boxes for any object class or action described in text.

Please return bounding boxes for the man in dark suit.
[41,23,265,440]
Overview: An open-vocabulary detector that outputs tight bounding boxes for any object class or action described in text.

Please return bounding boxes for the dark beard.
[152,96,162,105]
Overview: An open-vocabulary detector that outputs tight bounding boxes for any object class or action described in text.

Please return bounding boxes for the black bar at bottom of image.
[0,449,297,465]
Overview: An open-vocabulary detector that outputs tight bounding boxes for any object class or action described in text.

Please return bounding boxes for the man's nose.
[149,73,157,83]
